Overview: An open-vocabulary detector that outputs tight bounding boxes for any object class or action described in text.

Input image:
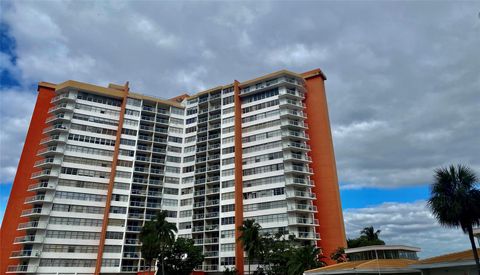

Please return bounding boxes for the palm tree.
[140,211,178,275]
[360,226,381,241]
[287,245,325,275]
[238,219,262,274]
[139,222,159,271]
[428,164,480,275]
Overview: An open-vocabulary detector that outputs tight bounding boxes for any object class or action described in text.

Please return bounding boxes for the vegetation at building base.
[428,164,480,275]
[347,226,385,248]
[139,211,203,275]
[330,226,385,263]
[238,219,326,275]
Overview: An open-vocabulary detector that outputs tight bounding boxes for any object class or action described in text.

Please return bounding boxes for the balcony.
[27,181,56,191]
[48,103,74,114]
[205,200,219,206]
[39,134,67,145]
[125,239,141,245]
[51,92,75,103]
[240,76,305,96]
[24,195,52,204]
[204,251,219,257]
[6,265,32,273]
[280,109,307,119]
[203,265,218,271]
[142,105,155,112]
[285,177,314,187]
[205,212,219,219]
[282,130,309,140]
[289,217,319,226]
[42,124,69,134]
[10,250,40,258]
[204,224,219,231]
[193,213,204,220]
[128,213,145,219]
[287,203,317,212]
[281,120,308,129]
[192,226,204,232]
[17,221,46,230]
[283,142,310,151]
[284,153,312,162]
[286,190,316,199]
[37,146,63,156]
[126,225,143,232]
[123,252,141,258]
[45,113,71,124]
[21,207,49,217]
[297,232,320,240]
[33,158,62,168]
[284,165,313,174]
[30,169,59,179]
[279,98,305,109]
[13,235,43,244]
[279,88,305,99]
[204,237,218,244]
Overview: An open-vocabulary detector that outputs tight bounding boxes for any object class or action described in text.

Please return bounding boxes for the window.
[221,230,235,238]
[223,95,234,105]
[55,191,106,202]
[243,88,279,103]
[221,217,235,225]
[222,192,235,200]
[244,200,286,212]
[72,113,118,127]
[221,257,235,266]
[221,243,235,251]
[242,99,279,113]
[222,204,235,212]
[186,107,197,115]
[77,92,121,107]
[171,107,184,115]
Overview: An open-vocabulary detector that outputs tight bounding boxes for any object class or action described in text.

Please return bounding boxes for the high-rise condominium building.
[1,69,346,274]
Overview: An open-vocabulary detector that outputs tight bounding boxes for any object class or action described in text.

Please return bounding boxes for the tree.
[287,245,325,275]
[139,222,159,271]
[140,211,178,275]
[330,247,348,263]
[360,226,381,241]
[238,219,262,274]
[347,226,385,248]
[163,238,204,275]
[261,233,296,275]
[428,164,480,275]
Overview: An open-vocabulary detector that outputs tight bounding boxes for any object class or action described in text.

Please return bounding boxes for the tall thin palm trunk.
[467,225,480,275]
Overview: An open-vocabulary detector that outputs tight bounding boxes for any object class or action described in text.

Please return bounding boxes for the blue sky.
[1,1,479,258]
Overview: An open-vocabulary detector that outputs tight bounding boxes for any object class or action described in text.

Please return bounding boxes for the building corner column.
[233,80,245,275]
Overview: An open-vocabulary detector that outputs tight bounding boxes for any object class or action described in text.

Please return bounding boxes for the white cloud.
[344,201,472,258]
[0,88,37,183]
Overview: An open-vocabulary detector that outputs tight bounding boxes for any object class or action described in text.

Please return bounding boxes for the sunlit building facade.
[1,69,346,274]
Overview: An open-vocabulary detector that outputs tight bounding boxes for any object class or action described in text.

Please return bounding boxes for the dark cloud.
[1,1,479,189]
[1,0,478,258]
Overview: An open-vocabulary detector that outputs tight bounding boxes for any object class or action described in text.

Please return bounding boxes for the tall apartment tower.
[1,69,346,274]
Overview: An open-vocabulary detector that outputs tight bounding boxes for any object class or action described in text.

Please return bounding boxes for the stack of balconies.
[7,92,75,273]
[278,82,319,243]
[193,90,222,272]
[123,102,170,271]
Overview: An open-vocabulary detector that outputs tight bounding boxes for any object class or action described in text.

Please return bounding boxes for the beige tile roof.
[416,249,480,265]
[305,259,418,273]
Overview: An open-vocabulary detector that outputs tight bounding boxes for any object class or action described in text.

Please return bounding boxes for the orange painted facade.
[94,83,130,274]
[0,84,55,273]
[233,80,245,274]
[302,70,347,265]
